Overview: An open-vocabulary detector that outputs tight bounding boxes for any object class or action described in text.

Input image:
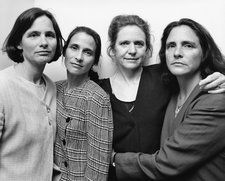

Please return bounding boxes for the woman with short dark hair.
[0,7,63,180]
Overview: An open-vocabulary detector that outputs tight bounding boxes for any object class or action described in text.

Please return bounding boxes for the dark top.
[115,85,225,181]
[100,64,170,154]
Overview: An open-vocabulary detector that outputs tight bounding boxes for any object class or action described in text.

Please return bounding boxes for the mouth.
[124,58,139,61]
[36,51,51,55]
[171,62,185,66]
[70,62,83,68]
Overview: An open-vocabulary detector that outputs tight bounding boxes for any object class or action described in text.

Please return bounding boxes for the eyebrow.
[70,43,94,52]
[166,40,198,45]
[182,40,197,45]
[83,48,94,53]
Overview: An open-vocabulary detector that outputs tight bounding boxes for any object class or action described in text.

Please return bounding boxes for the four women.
[1,7,225,181]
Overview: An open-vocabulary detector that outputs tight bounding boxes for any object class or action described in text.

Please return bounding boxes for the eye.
[46,32,56,38]
[134,41,144,47]
[28,32,39,38]
[84,50,94,56]
[70,44,79,50]
[166,43,175,49]
[120,41,129,46]
[184,43,194,48]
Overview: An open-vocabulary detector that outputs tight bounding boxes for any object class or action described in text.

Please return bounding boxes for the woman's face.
[165,25,203,77]
[18,15,57,66]
[64,32,96,77]
[113,25,147,70]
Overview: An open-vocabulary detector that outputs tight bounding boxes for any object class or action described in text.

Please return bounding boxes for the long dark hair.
[159,18,225,93]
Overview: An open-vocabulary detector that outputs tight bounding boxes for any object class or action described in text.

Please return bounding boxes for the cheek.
[50,39,57,47]
[114,47,126,57]
[190,54,202,69]
[165,52,172,63]
[64,58,70,69]
[85,58,95,70]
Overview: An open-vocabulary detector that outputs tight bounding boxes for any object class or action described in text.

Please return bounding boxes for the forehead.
[26,15,55,32]
[166,25,200,43]
[69,32,96,51]
[117,25,146,41]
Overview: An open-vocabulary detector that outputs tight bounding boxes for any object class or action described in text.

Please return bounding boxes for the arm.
[115,94,225,180]
[0,90,4,140]
[0,110,4,140]
[85,93,113,181]
[199,72,225,93]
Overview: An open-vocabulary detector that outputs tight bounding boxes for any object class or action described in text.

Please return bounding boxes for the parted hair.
[2,7,63,63]
[159,18,225,92]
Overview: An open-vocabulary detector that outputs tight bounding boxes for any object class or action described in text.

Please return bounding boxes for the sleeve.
[115,94,225,180]
[0,88,5,140]
[85,92,113,181]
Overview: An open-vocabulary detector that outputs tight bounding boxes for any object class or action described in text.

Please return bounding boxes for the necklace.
[175,104,183,117]
[175,94,187,117]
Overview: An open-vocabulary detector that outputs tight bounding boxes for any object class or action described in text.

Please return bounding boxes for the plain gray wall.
[0,0,34,69]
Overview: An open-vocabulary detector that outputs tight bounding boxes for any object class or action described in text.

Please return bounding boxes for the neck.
[114,66,143,84]
[177,72,201,100]
[66,72,89,90]
[14,62,45,84]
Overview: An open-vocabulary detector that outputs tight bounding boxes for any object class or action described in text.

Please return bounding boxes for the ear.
[110,49,117,62]
[17,44,22,50]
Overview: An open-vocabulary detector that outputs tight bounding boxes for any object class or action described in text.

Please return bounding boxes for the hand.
[199,72,225,93]
[115,152,146,180]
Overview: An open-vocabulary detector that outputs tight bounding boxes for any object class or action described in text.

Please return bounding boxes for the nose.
[75,51,83,62]
[40,35,48,48]
[174,46,183,59]
[128,43,137,56]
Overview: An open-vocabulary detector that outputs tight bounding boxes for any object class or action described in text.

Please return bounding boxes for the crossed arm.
[114,93,225,180]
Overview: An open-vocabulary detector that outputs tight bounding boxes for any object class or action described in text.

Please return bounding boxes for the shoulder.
[55,80,66,90]
[142,64,164,83]
[0,66,16,93]
[98,78,110,93]
[43,74,55,88]
[143,63,162,74]
[191,92,225,112]
[85,80,110,101]
[0,66,14,81]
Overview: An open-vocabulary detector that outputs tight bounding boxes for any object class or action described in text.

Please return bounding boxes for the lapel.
[174,85,203,125]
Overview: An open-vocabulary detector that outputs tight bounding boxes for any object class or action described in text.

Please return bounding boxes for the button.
[64,161,68,167]
[66,117,71,123]
[62,139,66,145]
[46,106,51,113]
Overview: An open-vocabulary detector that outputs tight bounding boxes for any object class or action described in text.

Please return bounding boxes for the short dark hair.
[107,14,152,58]
[159,18,225,92]
[2,7,63,63]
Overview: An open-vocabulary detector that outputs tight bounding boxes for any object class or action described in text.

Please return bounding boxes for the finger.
[199,72,221,86]
[208,88,225,94]
[202,78,225,90]
[200,74,225,90]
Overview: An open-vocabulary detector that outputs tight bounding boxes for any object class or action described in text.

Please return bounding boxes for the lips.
[36,51,51,55]
[171,61,185,65]
[70,62,83,68]
[124,58,139,60]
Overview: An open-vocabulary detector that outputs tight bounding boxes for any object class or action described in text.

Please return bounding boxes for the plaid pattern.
[54,79,113,181]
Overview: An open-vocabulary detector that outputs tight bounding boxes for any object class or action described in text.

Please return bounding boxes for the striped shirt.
[54,79,113,181]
